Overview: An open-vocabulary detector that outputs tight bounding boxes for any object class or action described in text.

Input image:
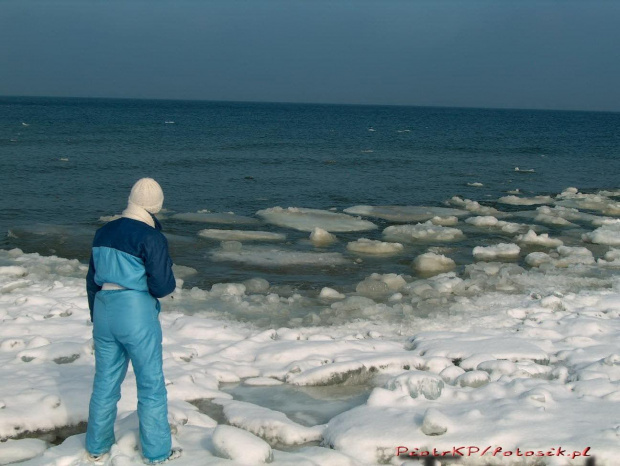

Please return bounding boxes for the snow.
[384,221,464,243]
[343,205,468,223]
[256,207,377,232]
[198,229,286,242]
[346,238,404,255]
[472,243,521,261]
[212,424,273,463]
[2,188,620,466]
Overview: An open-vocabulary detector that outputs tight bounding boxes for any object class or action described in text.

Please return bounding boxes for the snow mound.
[383,221,464,243]
[198,229,285,242]
[346,238,403,255]
[343,205,468,223]
[256,207,376,232]
[472,243,520,261]
[212,424,273,463]
[407,332,549,364]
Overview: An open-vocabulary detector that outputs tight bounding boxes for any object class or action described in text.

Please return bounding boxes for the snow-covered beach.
[1,187,619,465]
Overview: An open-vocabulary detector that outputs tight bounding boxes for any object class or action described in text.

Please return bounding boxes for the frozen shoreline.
[0,246,619,465]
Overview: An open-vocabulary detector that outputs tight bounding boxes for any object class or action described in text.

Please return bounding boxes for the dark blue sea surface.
[1,97,619,291]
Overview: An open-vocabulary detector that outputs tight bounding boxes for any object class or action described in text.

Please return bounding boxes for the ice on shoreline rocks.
[383,221,464,243]
[256,207,377,232]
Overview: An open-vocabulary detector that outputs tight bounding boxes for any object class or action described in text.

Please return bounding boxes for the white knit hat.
[128,178,164,214]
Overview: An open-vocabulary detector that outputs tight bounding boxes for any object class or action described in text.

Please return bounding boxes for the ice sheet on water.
[256,207,377,232]
[448,196,500,215]
[343,205,468,222]
[583,222,620,246]
[555,189,620,215]
[516,230,563,248]
[465,215,532,234]
[198,229,286,242]
[210,245,348,267]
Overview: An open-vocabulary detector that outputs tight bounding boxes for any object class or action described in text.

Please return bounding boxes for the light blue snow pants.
[86,290,171,463]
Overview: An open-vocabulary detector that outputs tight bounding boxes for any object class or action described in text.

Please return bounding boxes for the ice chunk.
[319,287,345,299]
[173,211,260,225]
[473,243,520,261]
[498,195,553,205]
[346,238,403,255]
[430,215,459,226]
[384,221,464,243]
[243,278,270,293]
[309,228,337,246]
[212,424,273,463]
[412,252,455,276]
[0,266,28,277]
[467,182,484,187]
[211,246,348,267]
[256,207,377,232]
[198,229,285,242]
[449,196,499,215]
[343,205,468,222]
[516,230,563,248]
[583,222,620,246]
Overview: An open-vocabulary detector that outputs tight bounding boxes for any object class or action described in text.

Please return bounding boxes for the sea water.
[1,96,620,317]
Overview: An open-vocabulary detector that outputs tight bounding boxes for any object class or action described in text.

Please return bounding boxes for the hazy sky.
[1,0,619,111]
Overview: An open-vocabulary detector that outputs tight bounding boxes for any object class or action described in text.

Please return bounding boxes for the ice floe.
[256,207,377,232]
[383,221,464,243]
[473,243,521,261]
[210,245,348,268]
[346,238,404,255]
[343,205,468,223]
[412,252,456,276]
[498,194,554,205]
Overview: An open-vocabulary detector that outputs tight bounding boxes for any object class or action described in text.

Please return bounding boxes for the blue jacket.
[86,216,176,321]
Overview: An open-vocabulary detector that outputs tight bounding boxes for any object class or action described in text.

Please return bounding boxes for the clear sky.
[1,0,619,111]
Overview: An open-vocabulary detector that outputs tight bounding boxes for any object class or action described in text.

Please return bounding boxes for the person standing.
[85,178,181,464]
